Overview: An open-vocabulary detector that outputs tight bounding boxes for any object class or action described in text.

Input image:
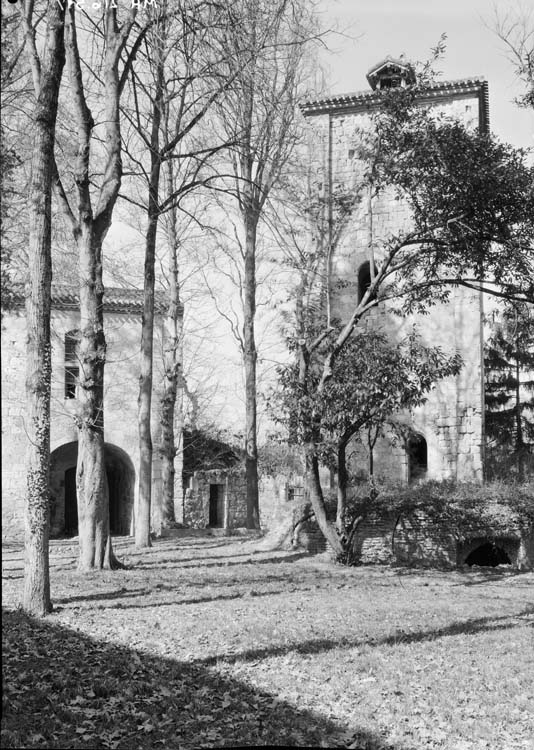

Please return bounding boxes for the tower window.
[407,434,428,482]
[64,330,81,399]
[357,261,378,304]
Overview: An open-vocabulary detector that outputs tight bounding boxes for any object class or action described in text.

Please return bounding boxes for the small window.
[287,486,305,503]
[64,330,81,399]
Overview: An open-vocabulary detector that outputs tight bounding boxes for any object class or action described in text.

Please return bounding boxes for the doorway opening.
[209,483,225,527]
[407,434,428,483]
[465,542,511,567]
[50,441,135,537]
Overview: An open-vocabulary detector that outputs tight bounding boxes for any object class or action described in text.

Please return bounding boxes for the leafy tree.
[278,70,534,559]
[485,302,534,480]
[274,329,462,560]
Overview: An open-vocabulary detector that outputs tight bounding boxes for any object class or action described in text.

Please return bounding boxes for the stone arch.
[458,536,519,567]
[49,441,135,537]
[407,433,428,483]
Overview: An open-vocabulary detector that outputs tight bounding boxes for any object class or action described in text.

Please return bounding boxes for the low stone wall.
[295,507,533,570]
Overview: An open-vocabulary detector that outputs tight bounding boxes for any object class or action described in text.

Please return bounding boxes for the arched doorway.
[49,441,135,537]
[465,542,511,567]
[407,434,428,483]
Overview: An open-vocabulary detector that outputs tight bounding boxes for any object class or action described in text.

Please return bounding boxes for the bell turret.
[366,55,416,90]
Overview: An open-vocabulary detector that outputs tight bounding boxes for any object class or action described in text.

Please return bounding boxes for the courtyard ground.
[2,531,533,750]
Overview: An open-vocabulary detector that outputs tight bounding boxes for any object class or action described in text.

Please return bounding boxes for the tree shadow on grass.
[121,538,239,558]
[93,587,294,611]
[452,567,534,586]
[129,548,288,567]
[197,606,534,667]
[1,608,400,750]
[131,551,311,571]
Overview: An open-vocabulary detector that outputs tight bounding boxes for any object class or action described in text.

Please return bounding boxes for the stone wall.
[350,508,533,570]
[1,303,172,538]
[184,469,247,529]
[303,86,486,484]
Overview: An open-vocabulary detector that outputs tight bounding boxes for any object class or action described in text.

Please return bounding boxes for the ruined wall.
[304,91,485,484]
[350,509,533,570]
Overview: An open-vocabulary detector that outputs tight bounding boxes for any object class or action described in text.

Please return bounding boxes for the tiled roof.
[9,284,177,315]
[301,78,489,129]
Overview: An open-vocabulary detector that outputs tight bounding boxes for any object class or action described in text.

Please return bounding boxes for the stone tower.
[301,58,489,483]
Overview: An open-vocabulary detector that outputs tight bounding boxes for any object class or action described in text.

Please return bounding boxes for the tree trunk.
[515,350,525,482]
[304,445,343,558]
[243,212,260,529]
[23,0,66,616]
[136,206,158,548]
[136,35,165,546]
[160,167,183,526]
[336,439,349,533]
[76,230,117,570]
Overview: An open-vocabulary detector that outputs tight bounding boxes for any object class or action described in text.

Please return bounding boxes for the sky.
[316,0,533,151]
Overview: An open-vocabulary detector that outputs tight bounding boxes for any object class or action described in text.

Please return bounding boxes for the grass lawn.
[2,532,534,749]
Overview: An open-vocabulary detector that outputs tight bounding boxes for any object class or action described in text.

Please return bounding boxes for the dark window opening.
[465,542,511,567]
[380,77,401,90]
[65,366,79,399]
[64,330,81,399]
[287,486,305,503]
[408,434,427,482]
[209,483,225,527]
[357,261,378,304]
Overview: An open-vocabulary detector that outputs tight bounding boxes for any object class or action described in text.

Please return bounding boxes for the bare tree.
[21,0,66,615]
[23,3,141,570]
[214,0,315,529]
[282,85,534,558]
[121,0,243,545]
[491,4,534,109]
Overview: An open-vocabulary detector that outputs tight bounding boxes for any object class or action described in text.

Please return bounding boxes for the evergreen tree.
[485,303,534,480]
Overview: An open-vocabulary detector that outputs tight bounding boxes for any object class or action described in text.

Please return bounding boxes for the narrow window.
[357,261,377,304]
[64,330,81,399]
[407,434,428,483]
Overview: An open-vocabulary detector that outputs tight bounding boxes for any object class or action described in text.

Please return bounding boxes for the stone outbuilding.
[1,286,183,539]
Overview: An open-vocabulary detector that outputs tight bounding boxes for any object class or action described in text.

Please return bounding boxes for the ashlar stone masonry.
[301,57,488,484]
[1,286,183,539]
